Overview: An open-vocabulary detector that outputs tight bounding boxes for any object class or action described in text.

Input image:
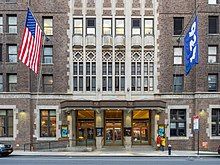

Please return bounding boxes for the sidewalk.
[11,147,220,157]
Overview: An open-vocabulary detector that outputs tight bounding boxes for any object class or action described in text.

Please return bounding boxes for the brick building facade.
[0,0,219,152]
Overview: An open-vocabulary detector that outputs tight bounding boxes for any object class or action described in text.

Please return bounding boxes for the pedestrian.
[156,135,161,150]
[160,136,166,151]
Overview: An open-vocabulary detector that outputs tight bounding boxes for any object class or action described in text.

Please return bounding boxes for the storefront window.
[170,109,186,137]
[40,110,56,137]
[0,110,13,137]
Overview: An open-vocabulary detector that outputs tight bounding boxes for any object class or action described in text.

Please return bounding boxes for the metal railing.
[23,138,96,151]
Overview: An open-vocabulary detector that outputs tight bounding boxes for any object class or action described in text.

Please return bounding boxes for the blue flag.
[184,16,199,76]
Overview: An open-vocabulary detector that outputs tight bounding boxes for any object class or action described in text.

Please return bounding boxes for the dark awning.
[60,100,166,110]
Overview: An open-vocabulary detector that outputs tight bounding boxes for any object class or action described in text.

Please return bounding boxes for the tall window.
[131,62,141,91]
[86,62,96,91]
[0,110,13,137]
[173,47,183,65]
[144,19,154,35]
[42,75,53,93]
[73,62,84,91]
[7,74,17,92]
[0,74,3,92]
[208,46,218,63]
[0,44,2,62]
[170,109,186,137]
[173,75,183,92]
[5,0,17,2]
[115,19,124,35]
[212,109,220,136]
[132,19,141,35]
[73,18,83,35]
[174,17,184,35]
[103,19,112,35]
[143,62,154,91]
[209,16,219,34]
[40,110,56,137]
[43,17,53,36]
[43,46,53,64]
[208,74,218,91]
[102,62,112,91]
[7,15,17,34]
[7,45,17,63]
[115,62,125,91]
[86,18,95,35]
[208,0,218,4]
[0,15,3,33]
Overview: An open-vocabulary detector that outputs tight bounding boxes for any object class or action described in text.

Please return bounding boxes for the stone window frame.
[34,105,60,141]
[208,105,220,139]
[170,109,186,137]
[166,105,192,140]
[0,105,18,141]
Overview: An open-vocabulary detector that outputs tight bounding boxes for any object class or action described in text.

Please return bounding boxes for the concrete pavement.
[11,147,220,157]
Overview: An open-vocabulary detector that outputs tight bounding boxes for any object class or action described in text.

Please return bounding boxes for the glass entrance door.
[105,110,123,146]
[132,121,149,145]
[77,122,95,146]
[76,110,95,146]
[105,122,122,145]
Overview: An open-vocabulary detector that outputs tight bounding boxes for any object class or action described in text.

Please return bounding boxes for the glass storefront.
[76,110,95,146]
[105,110,123,145]
[132,110,150,145]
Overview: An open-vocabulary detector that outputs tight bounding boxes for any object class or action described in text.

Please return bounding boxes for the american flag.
[18,8,43,74]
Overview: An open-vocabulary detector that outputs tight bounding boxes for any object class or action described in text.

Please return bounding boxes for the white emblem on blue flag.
[184,16,199,75]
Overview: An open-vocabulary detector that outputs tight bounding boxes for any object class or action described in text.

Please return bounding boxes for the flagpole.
[194,0,200,156]
[176,5,199,45]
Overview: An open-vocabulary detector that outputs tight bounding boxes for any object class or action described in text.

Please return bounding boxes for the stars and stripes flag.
[18,8,43,74]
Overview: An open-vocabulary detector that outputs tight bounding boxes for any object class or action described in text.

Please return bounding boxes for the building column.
[95,109,103,149]
[71,111,77,146]
[124,109,132,149]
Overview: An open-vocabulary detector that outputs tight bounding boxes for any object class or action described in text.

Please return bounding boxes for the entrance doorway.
[105,110,123,146]
[76,110,95,146]
[132,110,151,145]
[105,122,122,145]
